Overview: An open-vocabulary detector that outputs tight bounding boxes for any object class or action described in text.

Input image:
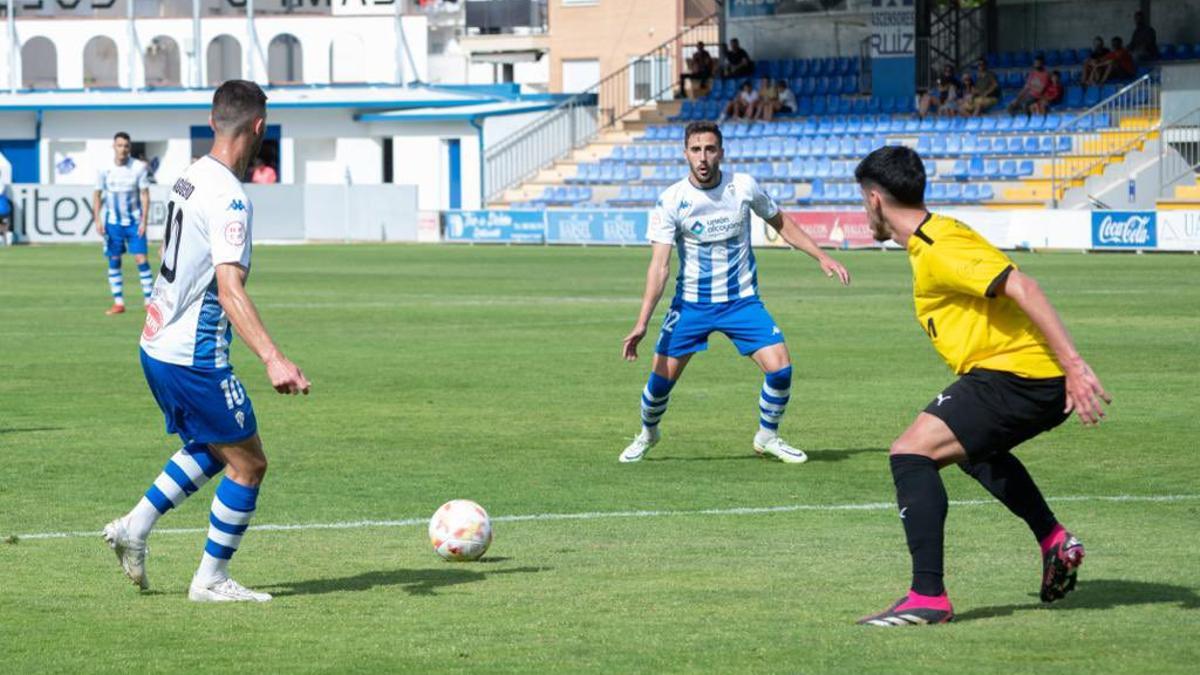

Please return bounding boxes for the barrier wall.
[6,184,420,244]
[443,208,1200,252]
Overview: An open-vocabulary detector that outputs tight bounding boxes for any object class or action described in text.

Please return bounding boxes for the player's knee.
[889,438,933,458]
[764,365,792,390]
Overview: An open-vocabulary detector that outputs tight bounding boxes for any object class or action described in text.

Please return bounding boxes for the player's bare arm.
[765,211,850,285]
[138,187,150,237]
[93,190,105,237]
[996,269,1111,425]
[215,262,310,395]
[622,242,673,361]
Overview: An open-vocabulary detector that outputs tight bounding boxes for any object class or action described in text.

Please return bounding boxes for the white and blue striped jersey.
[140,156,252,369]
[648,172,779,303]
[96,158,150,227]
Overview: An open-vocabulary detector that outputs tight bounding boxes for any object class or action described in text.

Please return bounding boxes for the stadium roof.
[0,83,532,112]
[356,99,560,122]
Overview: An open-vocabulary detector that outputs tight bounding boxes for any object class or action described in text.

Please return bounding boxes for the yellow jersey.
[907,213,1064,379]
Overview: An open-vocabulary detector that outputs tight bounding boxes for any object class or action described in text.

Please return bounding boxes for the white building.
[0,0,558,210]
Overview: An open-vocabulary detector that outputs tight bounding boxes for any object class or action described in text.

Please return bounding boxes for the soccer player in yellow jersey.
[852,146,1111,627]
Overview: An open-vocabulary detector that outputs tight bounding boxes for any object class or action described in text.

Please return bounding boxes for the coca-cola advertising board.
[760,211,879,249]
[1091,211,1157,249]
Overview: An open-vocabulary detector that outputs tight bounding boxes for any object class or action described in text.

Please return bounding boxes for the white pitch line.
[10,494,1199,542]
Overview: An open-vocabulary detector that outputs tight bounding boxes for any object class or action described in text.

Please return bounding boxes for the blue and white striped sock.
[641,372,676,431]
[106,256,124,305]
[136,261,153,301]
[759,366,792,434]
[126,443,225,540]
[194,478,259,586]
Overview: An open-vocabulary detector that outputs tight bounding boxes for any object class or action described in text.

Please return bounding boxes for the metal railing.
[484,11,719,202]
[1051,74,1159,206]
[1158,106,1200,199]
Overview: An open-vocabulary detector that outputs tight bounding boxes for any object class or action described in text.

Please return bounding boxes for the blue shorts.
[140,349,258,446]
[655,296,785,358]
[104,223,148,257]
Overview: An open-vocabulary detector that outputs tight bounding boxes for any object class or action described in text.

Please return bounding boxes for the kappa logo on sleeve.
[228,199,246,212]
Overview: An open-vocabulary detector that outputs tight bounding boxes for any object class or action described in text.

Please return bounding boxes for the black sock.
[890,454,948,597]
[958,453,1058,542]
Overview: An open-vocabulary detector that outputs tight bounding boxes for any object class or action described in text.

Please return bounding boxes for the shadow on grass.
[643,455,761,463]
[267,565,547,597]
[805,447,886,463]
[956,579,1200,622]
[0,427,63,435]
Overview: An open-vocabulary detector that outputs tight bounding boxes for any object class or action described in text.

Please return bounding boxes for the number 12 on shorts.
[219,374,246,409]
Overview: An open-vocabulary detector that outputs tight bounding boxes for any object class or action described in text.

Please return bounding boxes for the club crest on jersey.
[235,410,246,429]
[224,221,247,246]
[228,199,246,212]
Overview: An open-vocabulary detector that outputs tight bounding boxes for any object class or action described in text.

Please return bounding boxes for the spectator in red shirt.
[1088,36,1135,85]
[250,158,277,184]
[1007,55,1050,116]
[1031,71,1063,115]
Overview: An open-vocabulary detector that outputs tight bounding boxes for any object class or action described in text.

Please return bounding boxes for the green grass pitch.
[1,243,1198,673]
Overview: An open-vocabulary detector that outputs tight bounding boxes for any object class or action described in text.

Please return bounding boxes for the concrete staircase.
[489,101,681,208]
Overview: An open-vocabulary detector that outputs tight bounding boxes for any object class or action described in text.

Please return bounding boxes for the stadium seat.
[968,157,985,178]
[945,183,964,203]
[930,183,948,202]
[963,184,981,202]
[979,184,996,201]
[924,160,937,177]
[1018,160,1035,177]
[931,136,947,156]
[984,159,1001,178]
[1000,159,1019,179]
[1083,86,1101,107]
[949,159,969,179]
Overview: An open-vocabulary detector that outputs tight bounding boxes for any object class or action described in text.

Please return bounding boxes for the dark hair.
[854,146,926,207]
[211,79,268,135]
[1112,36,1123,47]
[113,131,130,142]
[684,121,723,148]
[1034,53,1045,63]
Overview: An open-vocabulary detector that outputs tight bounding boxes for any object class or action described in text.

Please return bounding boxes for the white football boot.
[189,577,273,603]
[753,430,808,464]
[102,517,149,591]
[619,426,660,463]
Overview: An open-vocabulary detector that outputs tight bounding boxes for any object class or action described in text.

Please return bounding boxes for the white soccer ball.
[428,499,493,562]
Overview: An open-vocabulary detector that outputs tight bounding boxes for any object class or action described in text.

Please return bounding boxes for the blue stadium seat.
[946,135,961,155]
[930,183,948,202]
[1018,160,1034,177]
[1065,85,1084,108]
[919,116,936,132]
[1000,160,1018,179]
[838,137,854,156]
[854,137,873,156]
[949,159,969,179]
[1057,136,1073,152]
[984,159,1001,178]
[1011,115,1030,132]
[945,183,964,203]
[803,179,825,204]
[931,136,947,156]
[979,184,996,201]
[924,160,937,177]
[816,157,832,178]
[1083,86,1101,107]
[962,184,981,202]
[1023,136,1040,154]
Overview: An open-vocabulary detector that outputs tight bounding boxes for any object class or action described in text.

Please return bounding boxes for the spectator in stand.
[682,41,715,99]
[250,157,277,184]
[964,58,999,115]
[720,81,759,122]
[918,78,958,118]
[1031,70,1064,115]
[723,38,754,78]
[775,80,797,118]
[1129,10,1159,63]
[1082,36,1110,85]
[750,77,777,119]
[1007,54,1050,116]
[1088,36,1136,85]
[957,73,977,116]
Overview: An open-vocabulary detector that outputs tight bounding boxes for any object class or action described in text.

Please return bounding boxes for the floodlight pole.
[126,0,139,92]
[246,0,257,82]
[192,0,202,87]
[7,0,16,93]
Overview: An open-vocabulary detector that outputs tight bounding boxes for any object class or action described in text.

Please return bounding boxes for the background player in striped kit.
[619,121,850,464]
[93,132,152,315]
[102,81,310,602]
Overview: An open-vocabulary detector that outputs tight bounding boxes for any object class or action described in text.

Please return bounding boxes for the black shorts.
[923,368,1070,462]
